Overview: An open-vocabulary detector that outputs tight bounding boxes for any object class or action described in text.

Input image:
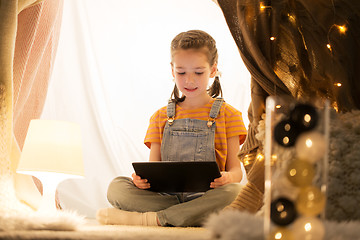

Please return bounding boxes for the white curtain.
[41,0,251,218]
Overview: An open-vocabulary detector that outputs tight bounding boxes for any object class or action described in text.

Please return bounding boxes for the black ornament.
[274,119,299,147]
[270,197,297,226]
[290,103,319,132]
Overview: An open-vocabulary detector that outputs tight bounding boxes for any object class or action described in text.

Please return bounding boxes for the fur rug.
[0,210,85,231]
[326,110,360,221]
[0,223,210,240]
[205,210,360,240]
[0,174,85,231]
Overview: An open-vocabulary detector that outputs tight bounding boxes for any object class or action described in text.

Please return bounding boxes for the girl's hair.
[170,30,223,103]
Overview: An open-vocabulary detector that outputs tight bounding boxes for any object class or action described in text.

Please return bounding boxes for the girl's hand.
[132,173,150,189]
[210,171,234,188]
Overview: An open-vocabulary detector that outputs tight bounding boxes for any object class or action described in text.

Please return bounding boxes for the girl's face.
[171,49,217,103]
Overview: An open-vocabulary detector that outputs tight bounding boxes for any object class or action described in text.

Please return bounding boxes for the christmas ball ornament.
[296,186,326,217]
[290,103,319,132]
[291,217,325,240]
[268,227,295,240]
[274,119,299,147]
[295,131,326,163]
[286,159,315,187]
[270,197,297,226]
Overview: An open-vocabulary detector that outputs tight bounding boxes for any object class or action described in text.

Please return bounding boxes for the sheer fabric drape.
[41,0,252,218]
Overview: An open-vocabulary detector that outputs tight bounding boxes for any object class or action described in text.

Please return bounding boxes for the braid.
[170,84,186,103]
[207,75,223,98]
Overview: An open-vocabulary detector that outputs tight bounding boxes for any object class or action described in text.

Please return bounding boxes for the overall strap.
[207,97,224,128]
[167,100,176,125]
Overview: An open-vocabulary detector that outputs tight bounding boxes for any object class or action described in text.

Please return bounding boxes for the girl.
[96,30,247,227]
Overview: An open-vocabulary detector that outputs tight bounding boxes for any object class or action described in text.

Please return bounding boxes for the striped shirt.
[144,98,247,171]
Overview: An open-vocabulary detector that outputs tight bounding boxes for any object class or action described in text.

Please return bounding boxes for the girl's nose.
[186,75,196,84]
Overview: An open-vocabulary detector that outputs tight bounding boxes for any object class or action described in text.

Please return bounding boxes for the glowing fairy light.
[256,153,265,162]
[304,222,312,232]
[270,154,278,166]
[326,24,347,54]
[275,232,282,239]
[334,82,342,87]
[270,36,276,41]
[289,168,297,177]
[305,138,313,148]
[243,154,252,166]
[336,25,347,34]
[287,13,296,23]
[304,114,311,123]
[275,104,281,109]
[327,44,332,51]
[260,3,271,11]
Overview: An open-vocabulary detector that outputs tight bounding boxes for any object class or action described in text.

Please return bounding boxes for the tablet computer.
[132,161,221,192]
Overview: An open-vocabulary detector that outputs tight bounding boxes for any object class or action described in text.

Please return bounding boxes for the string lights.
[327,24,348,53]
[261,0,349,112]
[266,98,328,240]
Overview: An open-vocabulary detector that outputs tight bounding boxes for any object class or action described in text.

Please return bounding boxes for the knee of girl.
[219,183,242,202]
[107,176,133,207]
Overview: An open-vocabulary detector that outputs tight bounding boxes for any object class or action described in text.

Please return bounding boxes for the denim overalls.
[106,98,242,226]
[161,97,224,162]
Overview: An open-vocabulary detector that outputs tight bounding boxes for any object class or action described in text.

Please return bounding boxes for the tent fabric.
[218,0,360,160]
[0,0,63,212]
[216,0,360,213]
[14,0,64,150]
[41,0,252,218]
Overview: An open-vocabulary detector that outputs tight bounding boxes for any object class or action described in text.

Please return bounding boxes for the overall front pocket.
[166,130,209,161]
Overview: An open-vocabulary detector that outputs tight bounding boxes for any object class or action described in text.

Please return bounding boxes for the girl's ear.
[210,63,218,78]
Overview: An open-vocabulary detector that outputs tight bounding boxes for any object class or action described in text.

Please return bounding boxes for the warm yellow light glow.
[275,104,281,109]
[327,44,332,51]
[271,154,278,165]
[305,138,313,148]
[334,82,342,87]
[302,169,309,177]
[260,3,271,11]
[277,203,285,212]
[304,114,311,123]
[280,212,288,219]
[307,191,315,201]
[243,154,252,166]
[337,25,347,34]
[290,169,297,176]
[256,153,265,162]
[304,222,312,232]
[17,120,84,212]
[275,232,282,239]
[270,36,276,41]
[18,120,84,176]
[283,137,289,145]
[287,14,296,23]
